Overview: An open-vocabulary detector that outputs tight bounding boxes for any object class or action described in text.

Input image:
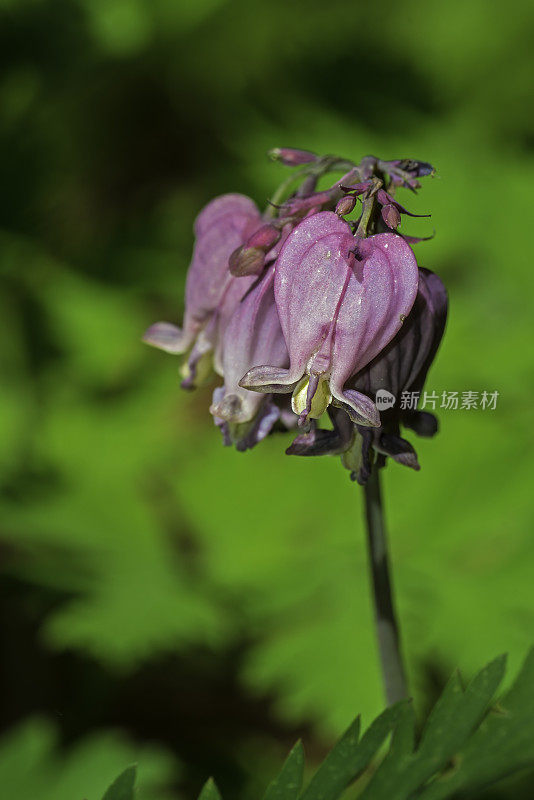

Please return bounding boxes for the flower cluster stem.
[266,157,357,216]
[362,465,408,706]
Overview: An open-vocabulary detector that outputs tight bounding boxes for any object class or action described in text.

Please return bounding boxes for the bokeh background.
[1,0,534,797]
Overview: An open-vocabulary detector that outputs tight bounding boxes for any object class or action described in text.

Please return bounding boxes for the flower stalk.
[363,463,408,705]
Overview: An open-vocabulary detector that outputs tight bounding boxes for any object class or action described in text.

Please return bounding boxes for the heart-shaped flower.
[240,211,419,427]
[143,193,261,387]
[287,267,448,482]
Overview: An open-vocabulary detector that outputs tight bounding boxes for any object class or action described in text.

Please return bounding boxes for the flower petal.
[286,408,354,456]
[178,193,262,353]
[239,365,298,394]
[328,232,419,407]
[273,210,357,384]
[333,389,381,426]
[210,266,288,424]
[350,267,447,401]
[143,322,185,353]
[376,432,420,470]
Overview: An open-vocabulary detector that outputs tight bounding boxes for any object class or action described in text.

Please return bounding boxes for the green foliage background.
[0,0,533,797]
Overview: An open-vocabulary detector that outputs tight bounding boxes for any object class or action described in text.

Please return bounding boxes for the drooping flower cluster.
[144,149,447,482]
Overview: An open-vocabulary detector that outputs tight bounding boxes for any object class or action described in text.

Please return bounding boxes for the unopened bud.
[377,188,393,206]
[268,147,318,166]
[335,195,357,216]
[246,224,281,251]
[229,246,265,277]
[340,181,373,197]
[380,158,435,190]
[382,204,401,229]
[282,191,332,216]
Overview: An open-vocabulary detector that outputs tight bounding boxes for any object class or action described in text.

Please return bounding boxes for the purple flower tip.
[268,147,319,166]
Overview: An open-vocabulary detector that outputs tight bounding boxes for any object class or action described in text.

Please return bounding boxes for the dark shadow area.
[0,573,320,799]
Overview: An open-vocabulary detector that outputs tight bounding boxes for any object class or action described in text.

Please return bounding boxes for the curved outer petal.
[242,212,356,389]
[407,268,448,393]
[183,194,261,346]
[210,266,289,424]
[277,212,356,382]
[351,267,448,399]
[144,194,261,355]
[180,272,258,388]
[142,321,185,354]
[193,192,261,239]
[211,273,257,375]
[328,232,419,418]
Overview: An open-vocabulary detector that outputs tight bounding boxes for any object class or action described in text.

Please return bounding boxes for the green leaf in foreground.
[197,777,223,800]
[418,647,534,799]
[300,703,407,800]
[192,647,534,800]
[102,765,136,800]
[263,740,305,800]
[357,654,507,800]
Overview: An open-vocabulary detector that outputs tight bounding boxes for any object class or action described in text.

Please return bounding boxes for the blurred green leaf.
[102,766,136,800]
[0,718,177,800]
[263,741,304,800]
[197,777,222,800]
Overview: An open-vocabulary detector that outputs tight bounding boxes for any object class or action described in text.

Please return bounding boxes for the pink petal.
[274,211,357,384]
[145,194,262,356]
[210,266,288,424]
[329,232,419,419]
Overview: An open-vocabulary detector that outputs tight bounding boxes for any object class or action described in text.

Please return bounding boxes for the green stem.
[266,157,357,217]
[362,465,408,706]
[267,167,311,214]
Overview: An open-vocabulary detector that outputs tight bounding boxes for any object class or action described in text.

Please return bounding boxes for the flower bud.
[246,223,282,251]
[380,159,435,190]
[381,203,401,229]
[335,195,357,216]
[339,181,373,197]
[281,191,333,216]
[229,246,265,277]
[377,188,430,225]
[268,147,318,166]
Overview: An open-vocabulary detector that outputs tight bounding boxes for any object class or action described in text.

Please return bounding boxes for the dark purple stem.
[362,465,408,705]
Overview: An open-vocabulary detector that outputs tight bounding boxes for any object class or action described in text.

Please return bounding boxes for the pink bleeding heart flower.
[210,265,289,450]
[143,193,261,387]
[239,211,419,427]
